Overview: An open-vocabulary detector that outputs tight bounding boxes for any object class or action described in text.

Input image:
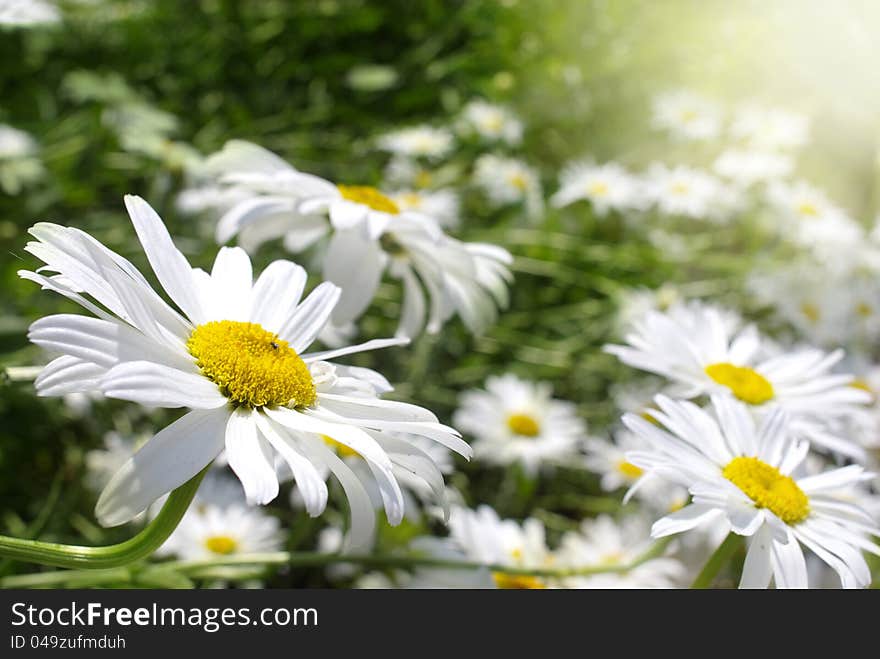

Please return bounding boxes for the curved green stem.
[691,533,742,589]
[0,467,207,570]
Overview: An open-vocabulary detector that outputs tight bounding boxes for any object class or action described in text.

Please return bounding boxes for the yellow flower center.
[587,181,610,197]
[800,302,820,323]
[396,192,422,209]
[482,113,505,132]
[856,302,873,317]
[509,173,529,191]
[705,362,775,405]
[204,535,238,555]
[507,413,540,437]
[796,201,819,217]
[187,320,316,409]
[680,109,698,122]
[722,456,810,524]
[670,182,690,195]
[616,460,644,479]
[492,572,546,589]
[322,434,359,458]
[414,170,433,189]
[337,184,400,214]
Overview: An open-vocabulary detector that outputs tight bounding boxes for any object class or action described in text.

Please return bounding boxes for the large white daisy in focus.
[20,195,471,550]
[453,373,586,475]
[605,305,871,460]
[623,395,880,588]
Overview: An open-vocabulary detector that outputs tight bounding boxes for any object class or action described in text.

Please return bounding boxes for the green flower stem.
[691,533,742,589]
[1,536,674,588]
[0,467,208,570]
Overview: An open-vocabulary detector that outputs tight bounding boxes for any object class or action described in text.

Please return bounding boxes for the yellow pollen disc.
[722,456,810,524]
[509,173,529,191]
[797,202,819,217]
[856,302,873,317]
[800,302,820,323]
[670,182,689,195]
[337,184,400,214]
[616,460,643,479]
[205,535,238,555]
[507,413,540,437]
[705,362,775,405]
[587,181,610,197]
[492,572,546,589]
[482,114,504,132]
[322,434,359,458]
[414,170,433,189]
[187,320,316,409]
[397,192,422,209]
[680,109,698,122]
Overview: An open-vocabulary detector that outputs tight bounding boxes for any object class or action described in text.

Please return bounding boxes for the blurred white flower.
[389,188,460,229]
[376,125,454,160]
[582,431,688,513]
[195,140,512,338]
[766,180,864,265]
[556,515,685,588]
[458,100,523,145]
[730,105,809,151]
[157,474,283,561]
[407,505,553,589]
[454,373,586,475]
[473,154,542,219]
[0,0,59,26]
[551,160,646,215]
[651,90,722,141]
[645,164,736,221]
[0,125,44,194]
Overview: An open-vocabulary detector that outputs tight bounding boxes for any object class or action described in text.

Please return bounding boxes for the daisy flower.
[644,164,736,221]
[582,431,688,513]
[765,181,863,263]
[458,100,523,145]
[375,125,454,160]
[20,194,471,550]
[0,124,44,194]
[556,515,685,588]
[550,160,645,215]
[407,505,552,589]
[453,373,586,475]
[157,474,283,561]
[605,305,871,459]
[473,154,542,219]
[624,395,880,588]
[651,90,722,141]
[389,188,460,229]
[199,141,512,338]
[712,149,793,188]
[730,105,810,151]
[0,0,60,26]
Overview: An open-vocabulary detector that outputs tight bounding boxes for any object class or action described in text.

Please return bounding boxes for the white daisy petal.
[124,195,205,324]
[100,360,227,409]
[278,281,342,352]
[224,407,279,505]
[249,260,307,333]
[95,408,228,527]
[740,525,774,589]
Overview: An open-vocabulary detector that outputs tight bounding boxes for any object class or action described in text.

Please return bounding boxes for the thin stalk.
[691,533,741,589]
[0,467,207,570]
